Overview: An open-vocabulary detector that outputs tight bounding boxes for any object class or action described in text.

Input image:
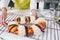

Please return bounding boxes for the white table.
[0,9,60,40]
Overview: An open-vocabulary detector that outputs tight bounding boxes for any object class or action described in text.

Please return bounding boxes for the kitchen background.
[8,0,60,9]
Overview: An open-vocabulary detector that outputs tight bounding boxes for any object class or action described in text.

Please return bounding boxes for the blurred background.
[8,0,60,9]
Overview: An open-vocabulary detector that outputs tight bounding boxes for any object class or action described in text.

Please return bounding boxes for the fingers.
[2,22,8,27]
[2,17,8,27]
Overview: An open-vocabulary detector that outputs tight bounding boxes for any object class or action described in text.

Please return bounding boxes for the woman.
[0,0,40,27]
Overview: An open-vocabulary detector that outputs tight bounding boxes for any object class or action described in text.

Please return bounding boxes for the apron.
[10,0,31,16]
[14,0,30,10]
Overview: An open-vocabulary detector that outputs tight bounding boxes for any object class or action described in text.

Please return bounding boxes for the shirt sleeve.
[0,0,10,9]
[12,0,15,3]
[30,0,37,11]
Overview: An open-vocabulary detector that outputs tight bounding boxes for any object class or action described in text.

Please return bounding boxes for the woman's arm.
[1,0,10,18]
[30,0,38,18]
[0,0,10,27]
[0,0,10,9]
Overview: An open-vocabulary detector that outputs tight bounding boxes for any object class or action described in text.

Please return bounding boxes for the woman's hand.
[31,9,38,18]
[1,7,8,27]
[0,16,7,27]
[2,17,8,27]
